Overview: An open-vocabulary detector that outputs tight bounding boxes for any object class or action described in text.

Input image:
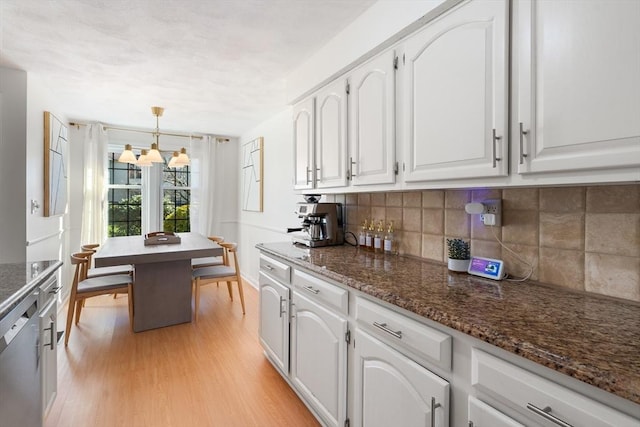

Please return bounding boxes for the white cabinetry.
[514,0,640,176]
[349,49,397,186]
[353,296,451,427]
[293,98,315,190]
[293,80,348,191]
[402,0,509,182]
[353,329,449,427]
[468,396,523,427]
[316,79,348,189]
[291,290,348,427]
[471,348,639,427]
[258,255,291,374]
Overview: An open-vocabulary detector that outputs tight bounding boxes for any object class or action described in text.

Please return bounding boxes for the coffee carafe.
[307,214,327,241]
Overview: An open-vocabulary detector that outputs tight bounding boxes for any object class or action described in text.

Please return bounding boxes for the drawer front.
[292,269,348,315]
[468,396,524,427]
[259,254,291,284]
[355,296,452,371]
[471,349,639,427]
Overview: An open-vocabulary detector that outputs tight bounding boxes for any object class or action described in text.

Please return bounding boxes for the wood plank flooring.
[47,283,320,427]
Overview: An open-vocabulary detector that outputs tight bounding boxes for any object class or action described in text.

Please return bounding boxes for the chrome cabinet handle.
[279,296,286,318]
[302,285,319,294]
[48,286,61,294]
[305,167,312,184]
[349,157,356,178]
[431,397,442,427]
[373,321,402,339]
[44,321,55,350]
[492,129,502,168]
[527,403,573,427]
[519,122,529,164]
[264,264,274,271]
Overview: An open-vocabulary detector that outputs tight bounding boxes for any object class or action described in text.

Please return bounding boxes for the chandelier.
[117,106,190,168]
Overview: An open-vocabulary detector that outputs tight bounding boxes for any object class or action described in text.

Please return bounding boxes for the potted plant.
[446,238,470,272]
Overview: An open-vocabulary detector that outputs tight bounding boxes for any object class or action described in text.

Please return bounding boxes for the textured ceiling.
[0,0,375,136]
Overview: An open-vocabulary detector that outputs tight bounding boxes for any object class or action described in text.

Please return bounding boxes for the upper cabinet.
[514,0,640,175]
[402,0,509,182]
[316,79,349,189]
[293,98,315,190]
[349,49,397,186]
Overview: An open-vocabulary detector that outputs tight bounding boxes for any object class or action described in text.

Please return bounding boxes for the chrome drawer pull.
[279,296,286,318]
[264,264,274,271]
[373,321,402,339]
[431,397,442,427]
[492,128,502,168]
[48,286,61,294]
[44,321,55,350]
[526,403,573,427]
[519,122,529,164]
[302,285,319,294]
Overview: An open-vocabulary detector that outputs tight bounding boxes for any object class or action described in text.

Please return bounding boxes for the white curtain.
[80,123,108,245]
[190,135,222,236]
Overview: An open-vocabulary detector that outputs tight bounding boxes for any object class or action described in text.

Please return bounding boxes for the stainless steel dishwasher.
[0,291,42,427]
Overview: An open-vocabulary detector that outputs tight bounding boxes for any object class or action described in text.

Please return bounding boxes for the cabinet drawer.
[259,254,291,284]
[468,396,523,427]
[471,349,639,427]
[355,297,451,371]
[292,270,348,315]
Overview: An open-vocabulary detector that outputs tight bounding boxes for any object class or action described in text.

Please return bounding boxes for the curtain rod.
[69,121,208,140]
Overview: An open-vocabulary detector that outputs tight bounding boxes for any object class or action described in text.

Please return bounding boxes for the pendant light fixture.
[146,106,165,163]
[115,106,191,166]
[117,144,137,164]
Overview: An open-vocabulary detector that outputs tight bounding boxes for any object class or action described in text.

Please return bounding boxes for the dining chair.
[192,242,245,320]
[81,243,133,278]
[191,236,226,269]
[64,252,134,346]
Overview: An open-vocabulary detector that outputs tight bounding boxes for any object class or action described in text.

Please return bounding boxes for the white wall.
[0,67,27,263]
[238,107,300,288]
[286,0,445,102]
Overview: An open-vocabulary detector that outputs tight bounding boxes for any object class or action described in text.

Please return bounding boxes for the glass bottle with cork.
[358,219,368,248]
[365,220,374,251]
[374,220,384,254]
[384,221,395,255]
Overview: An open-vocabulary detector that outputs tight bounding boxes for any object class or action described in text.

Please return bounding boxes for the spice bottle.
[365,220,374,251]
[358,219,367,248]
[384,221,395,255]
[374,220,384,254]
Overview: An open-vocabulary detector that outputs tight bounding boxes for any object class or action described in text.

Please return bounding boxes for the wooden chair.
[192,242,245,320]
[81,243,133,278]
[191,236,226,269]
[64,252,134,346]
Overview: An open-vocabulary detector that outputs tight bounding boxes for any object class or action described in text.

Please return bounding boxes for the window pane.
[107,187,142,237]
[163,189,190,232]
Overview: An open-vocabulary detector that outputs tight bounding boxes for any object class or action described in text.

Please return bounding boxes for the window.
[162,154,190,233]
[106,151,191,237]
[107,153,142,236]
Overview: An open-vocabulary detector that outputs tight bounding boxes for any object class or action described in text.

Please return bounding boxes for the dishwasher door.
[0,294,42,427]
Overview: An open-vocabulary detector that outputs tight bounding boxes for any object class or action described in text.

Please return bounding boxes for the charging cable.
[489,225,536,282]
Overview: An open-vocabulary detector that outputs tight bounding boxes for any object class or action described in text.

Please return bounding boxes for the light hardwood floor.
[47,282,320,427]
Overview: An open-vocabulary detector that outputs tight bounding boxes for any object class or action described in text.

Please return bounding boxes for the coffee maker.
[287,201,344,247]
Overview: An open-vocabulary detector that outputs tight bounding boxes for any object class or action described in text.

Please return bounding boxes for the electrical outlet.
[481,199,501,226]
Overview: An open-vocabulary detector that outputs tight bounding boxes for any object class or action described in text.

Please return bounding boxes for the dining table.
[94,232,224,332]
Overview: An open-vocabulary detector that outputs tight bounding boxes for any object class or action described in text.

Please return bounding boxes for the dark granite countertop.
[0,260,63,319]
[257,242,640,406]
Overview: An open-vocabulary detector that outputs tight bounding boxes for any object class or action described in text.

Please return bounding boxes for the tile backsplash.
[325,184,640,302]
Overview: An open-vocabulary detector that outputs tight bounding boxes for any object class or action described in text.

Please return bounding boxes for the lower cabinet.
[258,272,290,374]
[352,328,449,427]
[291,290,348,427]
[468,396,523,427]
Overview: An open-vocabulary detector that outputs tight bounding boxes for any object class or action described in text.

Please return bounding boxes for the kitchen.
[1,0,639,426]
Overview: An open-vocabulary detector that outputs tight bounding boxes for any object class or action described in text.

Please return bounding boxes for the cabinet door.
[349,49,397,186]
[291,291,347,427]
[353,329,450,427]
[316,79,348,189]
[403,0,509,182]
[39,297,57,417]
[293,97,315,190]
[516,0,640,175]
[258,272,290,374]
[468,396,524,427]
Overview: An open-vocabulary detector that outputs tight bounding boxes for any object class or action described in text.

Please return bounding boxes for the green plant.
[447,238,470,260]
